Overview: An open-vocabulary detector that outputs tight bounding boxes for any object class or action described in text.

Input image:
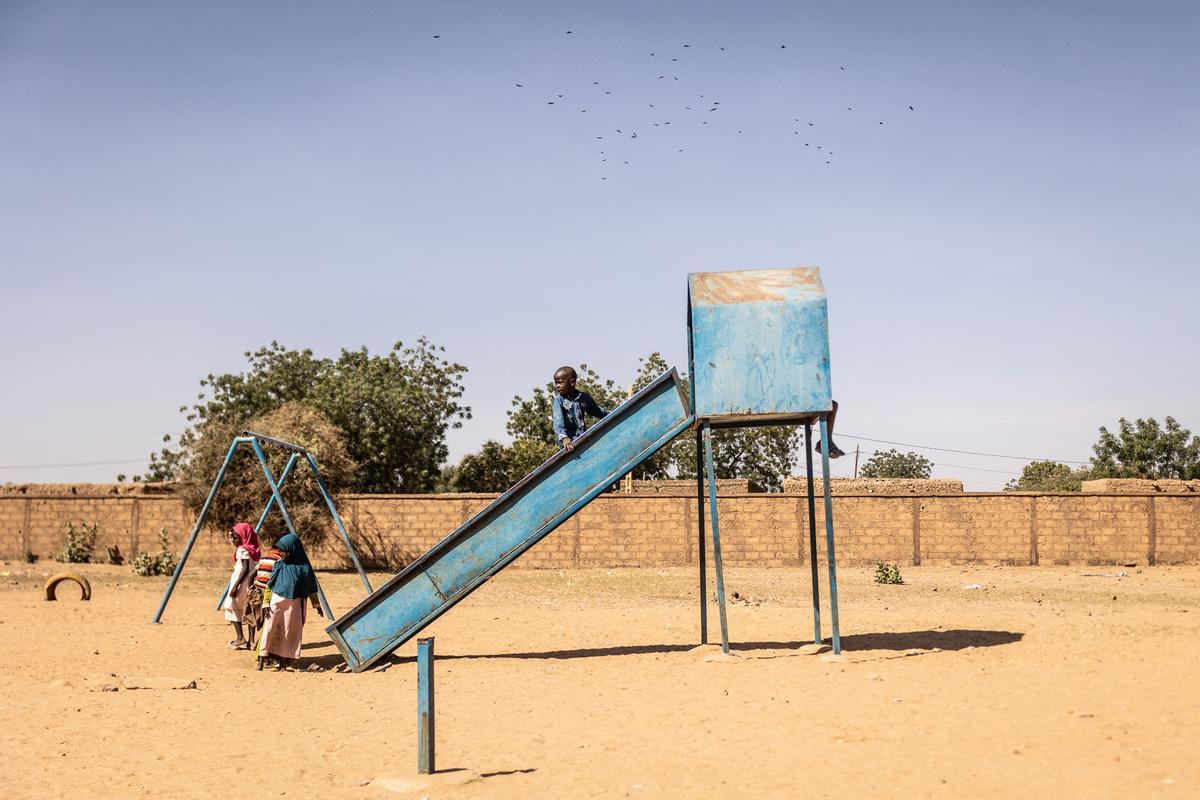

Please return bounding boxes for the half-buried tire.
[44,573,92,602]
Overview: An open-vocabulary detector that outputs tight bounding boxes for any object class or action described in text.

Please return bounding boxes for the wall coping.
[5,491,1197,501]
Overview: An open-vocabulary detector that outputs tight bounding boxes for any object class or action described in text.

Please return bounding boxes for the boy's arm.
[584,393,609,420]
[551,395,570,444]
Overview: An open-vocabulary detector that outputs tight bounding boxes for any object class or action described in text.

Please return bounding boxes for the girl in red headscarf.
[222,522,261,649]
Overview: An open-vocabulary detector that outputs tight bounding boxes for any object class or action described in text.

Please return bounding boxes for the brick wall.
[2,491,1196,569]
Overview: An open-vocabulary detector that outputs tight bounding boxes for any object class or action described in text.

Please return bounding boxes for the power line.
[838,433,1090,465]
[0,458,147,470]
[931,461,1022,476]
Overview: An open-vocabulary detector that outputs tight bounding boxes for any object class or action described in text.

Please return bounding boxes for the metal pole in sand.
[702,423,730,654]
[818,415,842,654]
[695,427,708,645]
[417,637,436,774]
[804,422,822,645]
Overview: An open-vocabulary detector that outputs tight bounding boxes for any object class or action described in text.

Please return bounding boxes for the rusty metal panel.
[689,267,832,422]
[327,369,694,671]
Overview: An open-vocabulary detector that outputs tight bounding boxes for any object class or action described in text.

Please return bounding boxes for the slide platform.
[327,369,694,671]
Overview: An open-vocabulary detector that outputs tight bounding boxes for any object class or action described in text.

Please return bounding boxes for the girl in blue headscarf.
[256,533,323,671]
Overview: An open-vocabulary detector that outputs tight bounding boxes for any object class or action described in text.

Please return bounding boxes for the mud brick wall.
[2,490,1197,569]
[1155,496,1200,564]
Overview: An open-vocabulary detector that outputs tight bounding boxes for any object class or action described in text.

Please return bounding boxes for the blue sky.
[2,1,1197,489]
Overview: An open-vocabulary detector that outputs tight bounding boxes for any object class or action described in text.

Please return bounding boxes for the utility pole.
[853,445,861,479]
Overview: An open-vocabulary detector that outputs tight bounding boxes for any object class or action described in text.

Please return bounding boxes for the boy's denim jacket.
[552,390,608,444]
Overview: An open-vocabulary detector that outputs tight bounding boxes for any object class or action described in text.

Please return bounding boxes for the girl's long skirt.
[258,593,307,660]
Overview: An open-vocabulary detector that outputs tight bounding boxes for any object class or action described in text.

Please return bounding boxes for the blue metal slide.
[327,369,694,672]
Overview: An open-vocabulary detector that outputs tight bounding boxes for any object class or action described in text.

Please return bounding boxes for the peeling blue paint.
[689,267,833,421]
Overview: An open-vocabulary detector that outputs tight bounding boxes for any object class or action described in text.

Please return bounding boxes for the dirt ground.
[1,561,1197,799]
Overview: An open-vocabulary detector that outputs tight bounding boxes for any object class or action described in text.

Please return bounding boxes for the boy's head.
[553,366,577,397]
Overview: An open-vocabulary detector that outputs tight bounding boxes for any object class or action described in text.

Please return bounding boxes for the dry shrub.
[178,402,358,548]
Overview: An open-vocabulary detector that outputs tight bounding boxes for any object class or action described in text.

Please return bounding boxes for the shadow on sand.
[838,629,1024,652]
[308,628,1024,671]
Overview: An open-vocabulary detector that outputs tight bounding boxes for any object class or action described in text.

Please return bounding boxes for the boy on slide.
[552,366,609,452]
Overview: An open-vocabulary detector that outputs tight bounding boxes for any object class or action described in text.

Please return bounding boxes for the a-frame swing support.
[151,431,373,624]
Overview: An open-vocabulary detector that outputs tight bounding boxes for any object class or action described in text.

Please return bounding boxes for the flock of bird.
[433,31,917,181]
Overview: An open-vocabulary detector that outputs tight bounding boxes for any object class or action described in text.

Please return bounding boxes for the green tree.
[452,438,557,492]
[858,449,933,479]
[452,440,513,493]
[144,339,470,493]
[1089,416,1200,479]
[176,402,358,545]
[1005,460,1090,492]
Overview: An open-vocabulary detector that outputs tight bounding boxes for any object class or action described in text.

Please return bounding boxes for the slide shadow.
[310,630,1023,671]
[838,629,1024,652]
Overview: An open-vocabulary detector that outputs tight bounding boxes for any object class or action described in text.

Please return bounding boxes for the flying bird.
[909,105,914,111]
[515,83,523,87]
[432,34,441,38]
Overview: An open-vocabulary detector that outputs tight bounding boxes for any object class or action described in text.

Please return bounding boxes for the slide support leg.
[804,422,822,645]
[695,427,708,645]
[702,424,730,654]
[818,416,842,654]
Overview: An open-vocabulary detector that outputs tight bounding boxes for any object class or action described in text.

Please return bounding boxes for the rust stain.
[691,267,821,305]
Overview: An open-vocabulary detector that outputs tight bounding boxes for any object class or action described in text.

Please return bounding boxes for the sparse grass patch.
[874,562,903,585]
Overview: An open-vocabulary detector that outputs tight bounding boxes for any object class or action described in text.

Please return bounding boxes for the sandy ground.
[1,560,1197,799]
